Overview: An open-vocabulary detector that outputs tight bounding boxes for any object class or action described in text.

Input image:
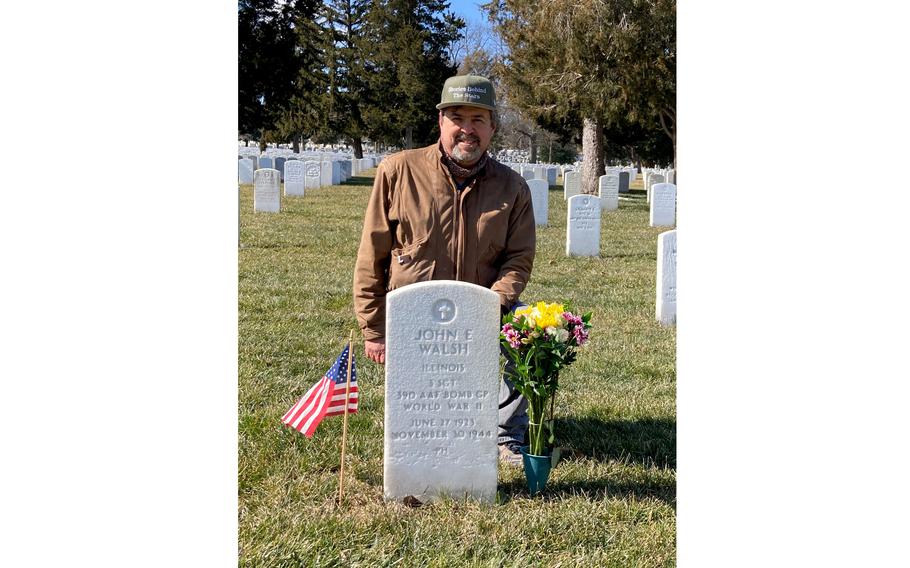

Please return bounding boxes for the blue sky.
[446,0,487,24]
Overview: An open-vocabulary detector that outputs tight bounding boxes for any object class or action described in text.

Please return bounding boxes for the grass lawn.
[239,169,676,567]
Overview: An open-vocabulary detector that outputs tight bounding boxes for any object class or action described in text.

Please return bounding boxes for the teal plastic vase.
[520,446,552,496]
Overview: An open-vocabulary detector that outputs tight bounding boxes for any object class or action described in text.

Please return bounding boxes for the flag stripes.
[281,344,358,438]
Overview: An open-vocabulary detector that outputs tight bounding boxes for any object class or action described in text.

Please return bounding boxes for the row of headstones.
[250,161,356,211]
[240,155,382,185]
[382,226,675,502]
[561,186,675,257]
[503,163,559,186]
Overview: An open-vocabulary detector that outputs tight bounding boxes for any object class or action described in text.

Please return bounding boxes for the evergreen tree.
[486,0,673,193]
[239,0,308,150]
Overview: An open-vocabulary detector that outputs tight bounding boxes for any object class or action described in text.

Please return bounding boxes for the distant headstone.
[259,156,273,170]
[646,173,665,203]
[284,160,305,196]
[547,167,557,186]
[249,155,259,170]
[598,174,619,211]
[511,164,522,174]
[274,157,287,181]
[238,158,254,184]
[360,158,371,172]
[618,171,630,193]
[253,168,280,213]
[305,160,322,190]
[656,230,677,326]
[650,183,676,227]
[563,171,581,200]
[351,158,361,176]
[384,281,500,504]
[520,166,535,181]
[526,179,549,226]
[533,165,546,181]
[339,160,352,181]
[566,194,601,256]
[320,160,334,187]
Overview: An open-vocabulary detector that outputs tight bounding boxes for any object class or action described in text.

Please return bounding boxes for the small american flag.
[281,345,358,438]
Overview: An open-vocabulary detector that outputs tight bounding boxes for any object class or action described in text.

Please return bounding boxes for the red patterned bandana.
[439,140,489,179]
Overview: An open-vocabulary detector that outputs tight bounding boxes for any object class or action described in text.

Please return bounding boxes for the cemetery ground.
[239,172,676,566]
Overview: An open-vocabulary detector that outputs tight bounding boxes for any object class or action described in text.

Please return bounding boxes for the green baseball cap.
[436,75,496,112]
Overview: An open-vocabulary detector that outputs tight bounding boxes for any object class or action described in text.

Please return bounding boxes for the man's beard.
[450,133,485,164]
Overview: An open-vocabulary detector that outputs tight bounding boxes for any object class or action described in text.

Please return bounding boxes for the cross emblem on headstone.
[437,303,452,320]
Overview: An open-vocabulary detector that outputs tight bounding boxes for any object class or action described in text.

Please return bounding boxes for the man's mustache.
[455,133,480,144]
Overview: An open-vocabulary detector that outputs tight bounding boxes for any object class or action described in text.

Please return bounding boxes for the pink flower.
[572,325,589,346]
[502,323,523,349]
[562,312,583,326]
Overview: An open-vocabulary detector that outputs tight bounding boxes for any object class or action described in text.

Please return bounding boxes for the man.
[352,74,535,466]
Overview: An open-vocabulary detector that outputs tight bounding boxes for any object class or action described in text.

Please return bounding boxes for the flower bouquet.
[501,301,592,492]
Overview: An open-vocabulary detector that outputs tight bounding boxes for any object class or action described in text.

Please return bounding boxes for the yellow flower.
[517,302,564,330]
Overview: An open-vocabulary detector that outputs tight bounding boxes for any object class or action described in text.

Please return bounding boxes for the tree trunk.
[244,139,249,147]
[259,139,266,153]
[581,117,604,195]
[529,135,537,163]
[292,136,300,154]
[405,126,413,150]
[548,138,552,162]
[352,137,364,159]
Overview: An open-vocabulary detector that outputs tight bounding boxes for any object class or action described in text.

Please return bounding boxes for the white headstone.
[238,158,254,184]
[351,158,361,175]
[520,167,535,181]
[253,168,280,213]
[533,165,546,181]
[284,160,305,196]
[526,179,549,226]
[384,281,500,504]
[656,230,677,326]
[320,160,334,187]
[646,173,665,203]
[650,183,676,227]
[563,171,581,200]
[259,156,273,170]
[598,174,619,211]
[304,161,322,190]
[566,194,601,256]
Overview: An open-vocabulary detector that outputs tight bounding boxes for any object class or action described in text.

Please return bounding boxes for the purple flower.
[562,312,583,326]
[572,325,589,346]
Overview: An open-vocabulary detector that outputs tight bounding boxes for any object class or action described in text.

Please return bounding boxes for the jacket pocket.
[388,236,436,291]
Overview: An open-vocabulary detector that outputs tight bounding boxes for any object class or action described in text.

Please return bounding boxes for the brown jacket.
[353,143,536,340]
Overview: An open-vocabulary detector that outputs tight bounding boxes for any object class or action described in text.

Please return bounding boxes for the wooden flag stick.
[338,330,355,503]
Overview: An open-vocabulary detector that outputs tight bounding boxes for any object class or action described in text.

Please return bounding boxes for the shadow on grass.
[558,416,676,469]
[342,175,375,186]
[499,472,675,507]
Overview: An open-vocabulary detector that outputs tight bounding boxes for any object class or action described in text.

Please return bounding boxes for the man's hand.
[364,338,386,364]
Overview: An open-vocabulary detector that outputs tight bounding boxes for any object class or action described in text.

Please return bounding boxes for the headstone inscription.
[563,171,581,200]
[618,171,630,193]
[598,173,619,211]
[284,160,305,196]
[238,158,254,184]
[650,183,676,227]
[304,161,322,190]
[566,194,601,256]
[253,168,280,213]
[656,229,677,326]
[384,281,500,504]
[526,179,549,226]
